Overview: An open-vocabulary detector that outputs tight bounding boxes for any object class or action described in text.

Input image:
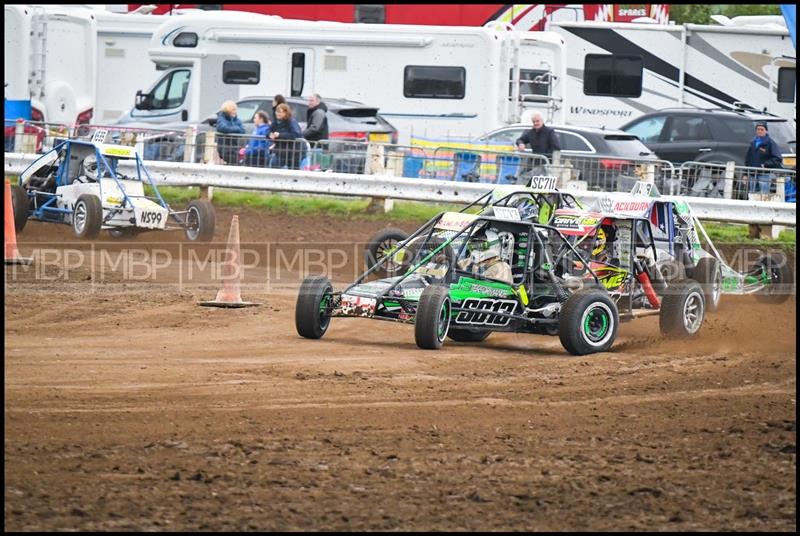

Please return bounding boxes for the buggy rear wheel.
[364,228,409,277]
[295,276,333,339]
[694,257,722,312]
[108,227,140,240]
[659,279,705,338]
[185,199,216,242]
[415,285,451,350]
[752,253,793,304]
[558,288,619,356]
[10,185,29,234]
[72,194,102,239]
[447,328,491,343]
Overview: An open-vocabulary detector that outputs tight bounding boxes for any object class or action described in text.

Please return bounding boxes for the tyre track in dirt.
[5,208,796,531]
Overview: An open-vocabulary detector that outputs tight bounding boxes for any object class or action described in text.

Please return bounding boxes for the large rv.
[117,11,568,143]
[550,19,796,128]
[4,5,166,125]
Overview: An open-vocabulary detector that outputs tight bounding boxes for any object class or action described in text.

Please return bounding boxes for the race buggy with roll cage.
[363,176,586,277]
[554,181,794,312]
[296,205,710,356]
[10,130,216,241]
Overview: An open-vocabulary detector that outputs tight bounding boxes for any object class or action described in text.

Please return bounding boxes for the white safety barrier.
[5,152,796,226]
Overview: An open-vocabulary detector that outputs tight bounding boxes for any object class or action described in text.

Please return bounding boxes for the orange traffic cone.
[4,181,33,266]
[199,214,260,308]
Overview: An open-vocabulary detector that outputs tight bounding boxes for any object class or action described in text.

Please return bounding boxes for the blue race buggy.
[11,131,215,241]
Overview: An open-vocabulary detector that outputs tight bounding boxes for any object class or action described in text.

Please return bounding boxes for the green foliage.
[670,4,782,24]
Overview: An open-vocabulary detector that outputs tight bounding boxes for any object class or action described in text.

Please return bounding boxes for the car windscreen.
[762,121,796,153]
[601,135,653,157]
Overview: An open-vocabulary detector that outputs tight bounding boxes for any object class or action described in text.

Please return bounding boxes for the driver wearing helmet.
[590,224,617,264]
[457,228,513,284]
[76,154,99,183]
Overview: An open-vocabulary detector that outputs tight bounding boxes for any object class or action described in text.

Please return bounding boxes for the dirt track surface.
[5,208,797,531]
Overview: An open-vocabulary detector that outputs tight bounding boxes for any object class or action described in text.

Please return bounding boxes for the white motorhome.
[4,5,167,125]
[93,10,167,122]
[549,19,796,128]
[117,11,568,143]
[4,4,96,125]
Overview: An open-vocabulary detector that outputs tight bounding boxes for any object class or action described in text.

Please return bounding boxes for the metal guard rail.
[4,152,796,226]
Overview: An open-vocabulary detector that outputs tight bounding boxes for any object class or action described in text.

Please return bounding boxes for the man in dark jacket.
[303,93,329,144]
[515,111,560,157]
[745,121,784,194]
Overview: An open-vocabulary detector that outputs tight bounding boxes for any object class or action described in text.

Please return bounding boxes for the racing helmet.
[82,154,99,180]
[592,228,607,256]
[512,197,538,220]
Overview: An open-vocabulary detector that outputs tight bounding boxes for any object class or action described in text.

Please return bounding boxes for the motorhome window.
[291,53,305,97]
[584,55,643,98]
[777,67,795,103]
[173,32,198,48]
[223,61,260,85]
[403,66,466,99]
[510,69,550,98]
[624,116,666,143]
[355,4,385,23]
[150,69,190,109]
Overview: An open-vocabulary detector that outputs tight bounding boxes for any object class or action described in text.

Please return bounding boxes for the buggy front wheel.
[184,199,216,242]
[415,285,451,350]
[659,279,705,338]
[295,276,334,339]
[558,288,619,356]
[72,194,102,239]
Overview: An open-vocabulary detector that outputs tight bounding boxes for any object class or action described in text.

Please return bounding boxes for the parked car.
[474,124,659,191]
[204,96,399,145]
[619,108,796,166]
[133,96,398,167]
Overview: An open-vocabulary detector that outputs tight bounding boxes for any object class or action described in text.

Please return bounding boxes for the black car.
[476,124,659,191]
[620,108,796,166]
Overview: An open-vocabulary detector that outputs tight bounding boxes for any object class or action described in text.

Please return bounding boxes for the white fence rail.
[5,152,796,226]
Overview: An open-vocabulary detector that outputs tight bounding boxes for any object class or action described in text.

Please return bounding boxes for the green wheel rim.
[583,305,610,343]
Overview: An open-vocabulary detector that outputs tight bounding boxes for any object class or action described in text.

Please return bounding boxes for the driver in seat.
[457,228,513,284]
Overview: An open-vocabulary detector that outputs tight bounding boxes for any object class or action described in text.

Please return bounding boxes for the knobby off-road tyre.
[364,227,409,277]
[558,287,619,356]
[694,257,722,312]
[753,253,793,304]
[72,194,102,239]
[295,276,333,339]
[447,328,491,343]
[659,279,705,338]
[10,185,29,234]
[185,199,216,242]
[415,285,452,350]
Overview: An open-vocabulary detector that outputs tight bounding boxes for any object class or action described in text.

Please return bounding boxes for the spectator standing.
[270,94,286,123]
[216,100,245,165]
[744,121,783,194]
[303,93,329,145]
[515,111,560,157]
[242,110,271,167]
[268,103,305,169]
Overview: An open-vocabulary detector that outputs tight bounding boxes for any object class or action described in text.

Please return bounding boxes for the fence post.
[14,119,25,153]
[135,133,145,158]
[204,131,217,164]
[184,125,196,163]
[723,161,735,199]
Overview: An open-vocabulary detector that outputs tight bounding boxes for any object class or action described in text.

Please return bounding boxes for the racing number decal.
[140,211,163,225]
[455,298,517,327]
